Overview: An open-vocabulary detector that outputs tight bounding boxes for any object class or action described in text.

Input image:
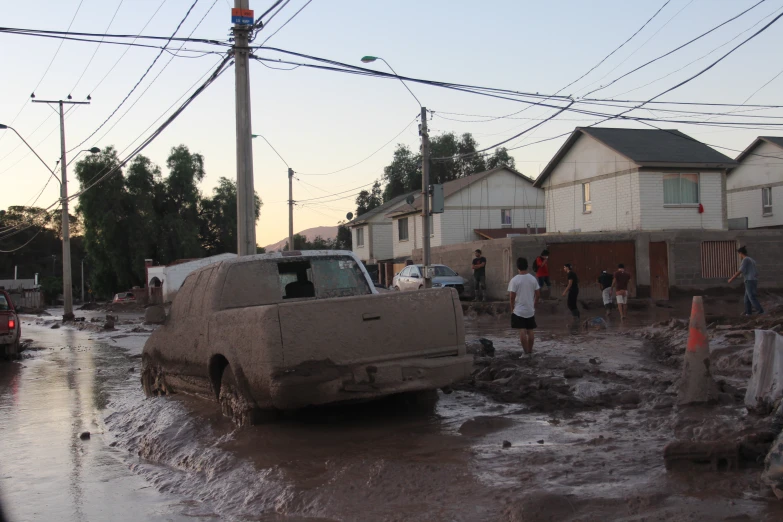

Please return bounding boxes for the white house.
[728,136,783,229]
[387,167,545,262]
[534,127,736,232]
[348,191,417,264]
[146,253,236,303]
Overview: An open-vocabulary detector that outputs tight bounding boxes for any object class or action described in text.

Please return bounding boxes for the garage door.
[545,242,636,300]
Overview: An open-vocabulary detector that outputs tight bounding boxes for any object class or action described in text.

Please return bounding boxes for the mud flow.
[1,297,783,521]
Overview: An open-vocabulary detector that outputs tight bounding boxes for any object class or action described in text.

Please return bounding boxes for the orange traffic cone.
[678,296,719,405]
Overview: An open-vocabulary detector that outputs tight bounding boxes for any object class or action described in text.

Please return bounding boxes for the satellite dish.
[346,212,354,220]
[405,194,415,205]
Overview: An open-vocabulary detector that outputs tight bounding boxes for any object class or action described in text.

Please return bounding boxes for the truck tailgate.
[0,311,11,333]
[277,288,462,367]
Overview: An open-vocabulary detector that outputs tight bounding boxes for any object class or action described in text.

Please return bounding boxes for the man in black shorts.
[472,249,487,302]
[508,257,541,354]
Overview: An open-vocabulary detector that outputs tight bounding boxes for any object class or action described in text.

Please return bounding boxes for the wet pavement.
[1,300,783,521]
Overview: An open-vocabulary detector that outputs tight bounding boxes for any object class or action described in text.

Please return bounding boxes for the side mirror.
[455,272,459,276]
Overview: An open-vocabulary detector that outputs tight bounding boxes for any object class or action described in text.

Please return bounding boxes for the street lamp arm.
[0,124,61,184]
[363,57,422,108]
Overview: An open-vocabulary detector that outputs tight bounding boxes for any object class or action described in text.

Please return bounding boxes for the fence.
[10,289,43,310]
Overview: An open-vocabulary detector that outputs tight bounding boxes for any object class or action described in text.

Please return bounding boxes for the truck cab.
[0,290,21,359]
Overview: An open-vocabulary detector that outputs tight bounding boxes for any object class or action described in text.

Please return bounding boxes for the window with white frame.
[398,218,409,241]
[762,187,773,215]
[356,227,364,247]
[582,183,592,213]
[501,209,512,226]
[663,173,700,205]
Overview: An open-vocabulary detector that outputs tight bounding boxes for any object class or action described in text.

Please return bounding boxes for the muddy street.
[2,300,783,521]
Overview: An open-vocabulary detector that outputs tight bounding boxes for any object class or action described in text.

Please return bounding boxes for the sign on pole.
[231,8,254,25]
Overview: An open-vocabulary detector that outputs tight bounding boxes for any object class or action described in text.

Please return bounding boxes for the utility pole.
[288,167,294,251]
[81,259,85,304]
[420,106,432,288]
[233,0,257,256]
[32,97,89,321]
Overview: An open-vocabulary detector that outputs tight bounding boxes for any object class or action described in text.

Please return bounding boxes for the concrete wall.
[638,171,726,230]
[727,141,783,229]
[413,229,783,301]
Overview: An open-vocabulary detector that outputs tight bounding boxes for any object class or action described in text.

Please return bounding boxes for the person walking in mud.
[562,263,580,323]
[728,246,764,316]
[533,249,551,296]
[472,249,487,302]
[508,257,540,355]
[598,269,614,316]
[612,264,631,321]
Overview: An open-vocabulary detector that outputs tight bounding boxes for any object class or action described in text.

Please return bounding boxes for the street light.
[0,123,60,183]
[66,147,101,167]
[360,55,431,286]
[360,56,422,107]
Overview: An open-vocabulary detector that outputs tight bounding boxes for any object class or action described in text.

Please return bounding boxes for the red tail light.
[8,319,15,329]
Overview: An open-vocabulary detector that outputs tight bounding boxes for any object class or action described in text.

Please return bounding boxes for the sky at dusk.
[1,0,782,247]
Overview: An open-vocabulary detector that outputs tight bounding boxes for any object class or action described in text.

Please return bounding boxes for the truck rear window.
[0,295,8,311]
[219,256,372,310]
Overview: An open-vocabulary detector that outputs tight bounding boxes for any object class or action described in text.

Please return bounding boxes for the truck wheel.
[397,389,439,413]
[141,357,169,397]
[218,365,253,426]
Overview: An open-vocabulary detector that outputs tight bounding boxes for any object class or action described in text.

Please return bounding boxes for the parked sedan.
[392,264,471,298]
[112,292,136,303]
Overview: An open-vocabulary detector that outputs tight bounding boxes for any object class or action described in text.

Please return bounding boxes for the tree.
[334,222,352,250]
[199,177,261,256]
[355,180,383,216]
[382,144,419,201]
[487,147,516,170]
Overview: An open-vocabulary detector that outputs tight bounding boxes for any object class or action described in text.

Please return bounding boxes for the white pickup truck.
[141,251,472,424]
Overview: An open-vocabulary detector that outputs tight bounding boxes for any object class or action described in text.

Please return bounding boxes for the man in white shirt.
[508,257,541,355]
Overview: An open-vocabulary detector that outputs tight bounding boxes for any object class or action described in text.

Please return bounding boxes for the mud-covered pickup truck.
[142,251,471,424]
[0,290,21,359]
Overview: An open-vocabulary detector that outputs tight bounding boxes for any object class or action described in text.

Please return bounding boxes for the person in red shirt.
[612,263,632,320]
[534,249,550,292]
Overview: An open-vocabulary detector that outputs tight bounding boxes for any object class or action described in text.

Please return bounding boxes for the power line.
[0,0,85,147]
[69,0,126,94]
[581,0,768,97]
[297,115,419,175]
[257,0,312,46]
[253,134,290,168]
[65,0,203,153]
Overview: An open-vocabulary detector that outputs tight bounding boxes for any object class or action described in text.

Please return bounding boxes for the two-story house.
[387,167,544,263]
[534,127,736,232]
[728,136,783,229]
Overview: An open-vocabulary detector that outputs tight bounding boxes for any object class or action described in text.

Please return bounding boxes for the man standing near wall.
[728,246,764,316]
[613,264,631,321]
[508,257,540,355]
[472,249,487,302]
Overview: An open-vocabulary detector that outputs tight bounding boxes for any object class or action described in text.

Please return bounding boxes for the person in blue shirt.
[728,246,764,316]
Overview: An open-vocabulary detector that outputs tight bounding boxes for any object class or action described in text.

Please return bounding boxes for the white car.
[392,264,472,298]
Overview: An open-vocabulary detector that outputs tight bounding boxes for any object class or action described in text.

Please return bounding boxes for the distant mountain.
[263,225,338,252]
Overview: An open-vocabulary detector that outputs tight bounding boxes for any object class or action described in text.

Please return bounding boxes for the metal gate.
[545,242,636,300]
[649,241,669,301]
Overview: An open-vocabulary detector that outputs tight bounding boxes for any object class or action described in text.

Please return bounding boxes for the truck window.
[219,261,281,310]
[0,294,8,311]
[311,256,372,298]
[278,261,315,299]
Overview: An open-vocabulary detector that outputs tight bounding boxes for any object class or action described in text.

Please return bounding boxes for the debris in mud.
[617,390,641,405]
[103,315,117,330]
[563,366,585,379]
[144,305,167,325]
[663,440,740,471]
[79,431,91,440]
[50,323,60,329]
[465,338,495,357]
[583,317,607,330]
[458,416,514,437]
[78,302,101,311]
[502,440,512,448]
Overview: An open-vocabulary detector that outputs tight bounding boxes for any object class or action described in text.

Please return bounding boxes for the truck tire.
[218,365,253,426]
[141,357,169,397]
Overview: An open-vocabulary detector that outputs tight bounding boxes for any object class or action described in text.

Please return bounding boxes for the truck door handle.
[362,313,381,321]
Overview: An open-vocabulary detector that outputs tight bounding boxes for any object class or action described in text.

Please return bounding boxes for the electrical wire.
[65,0,203,154]
[254,134,290,168]
[0,0,85,147]
[297,115,419,175]
[581,0,768,97]
[69,0,126,94]
[257,0,312,46]
[0,228,46,252]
